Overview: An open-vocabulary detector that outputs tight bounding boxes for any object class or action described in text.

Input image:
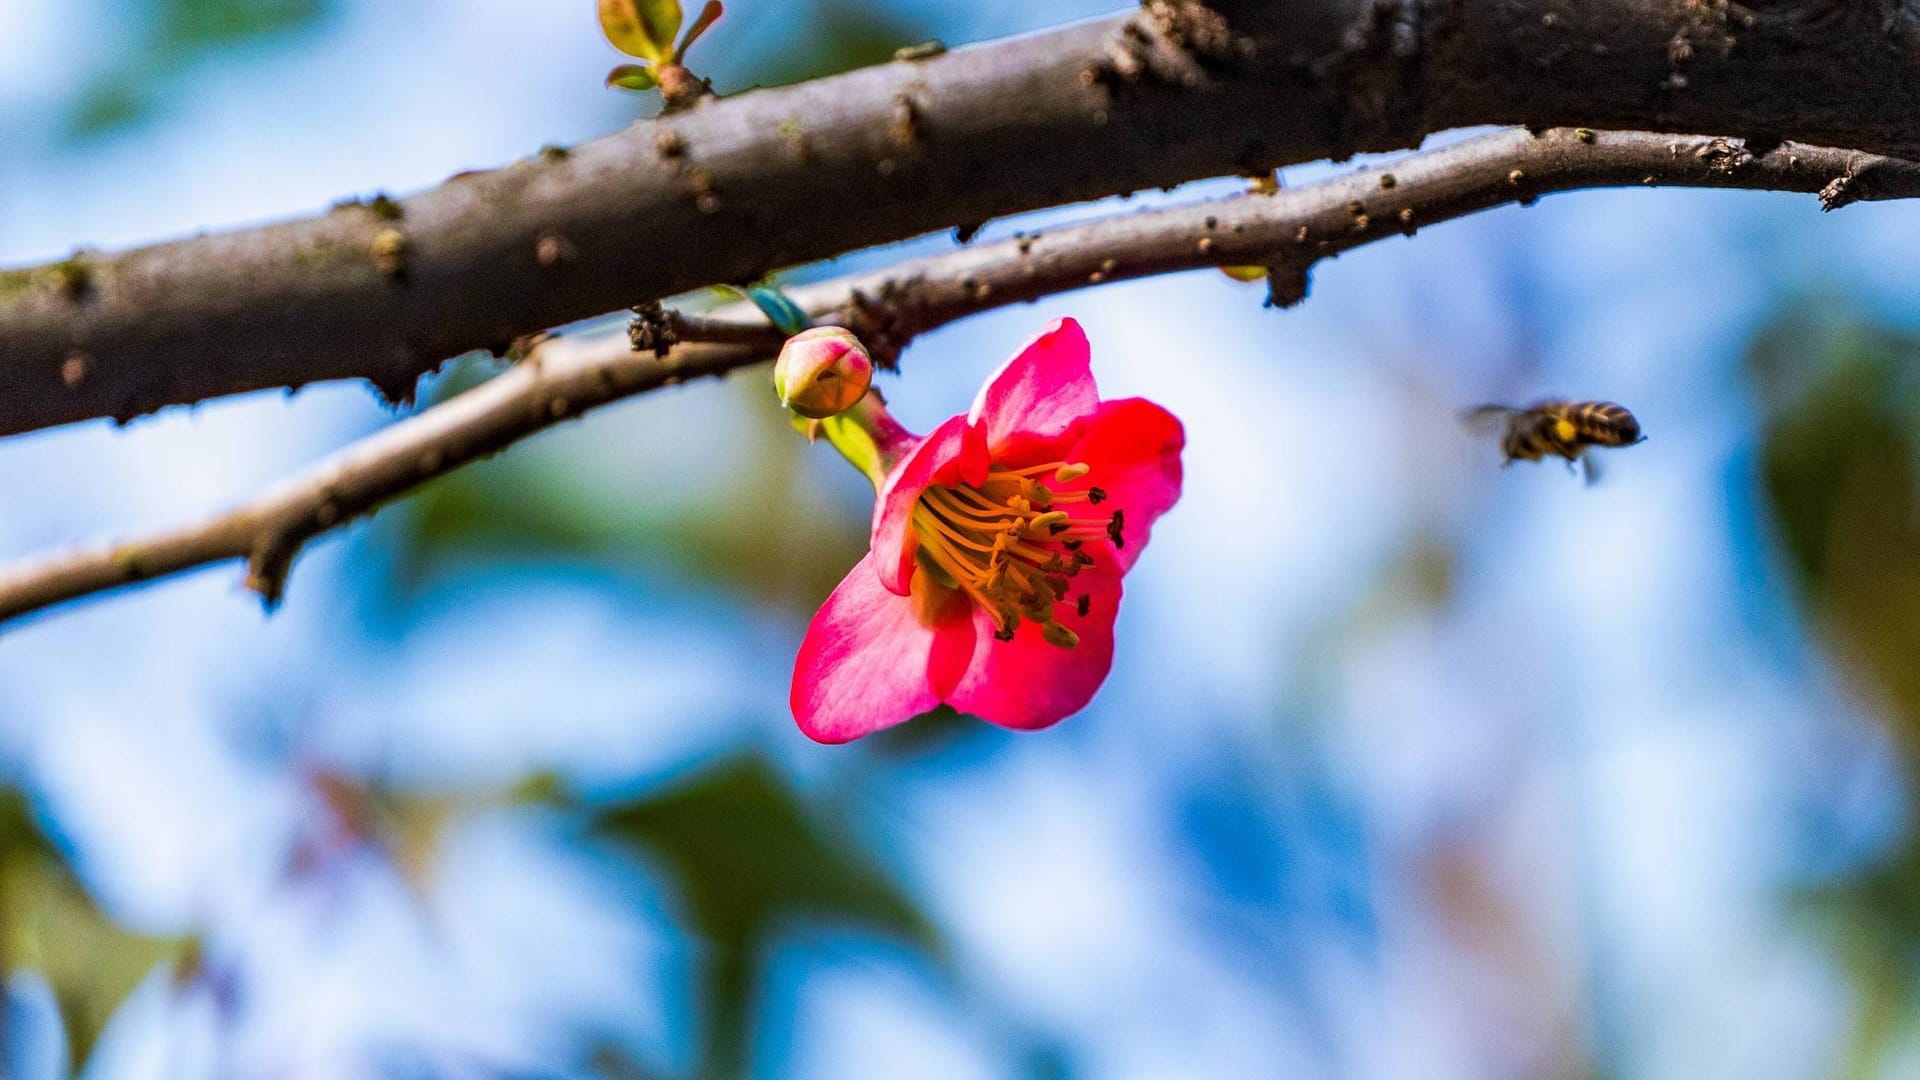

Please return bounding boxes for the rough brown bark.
[3,127,1913,628]
[2,1,1918,436]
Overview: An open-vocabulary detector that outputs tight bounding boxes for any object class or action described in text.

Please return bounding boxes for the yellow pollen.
[909,462,1119,649]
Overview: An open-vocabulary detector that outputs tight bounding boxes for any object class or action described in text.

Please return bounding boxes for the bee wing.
[1460,404,1520,434]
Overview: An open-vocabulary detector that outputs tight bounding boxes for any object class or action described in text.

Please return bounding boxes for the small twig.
[0,331,737,619]
[663,309,788,348]
[626,301,786,356]
[3,128,1918,627]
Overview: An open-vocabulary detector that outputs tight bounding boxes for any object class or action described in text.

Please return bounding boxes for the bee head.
[1613,412,1642,444]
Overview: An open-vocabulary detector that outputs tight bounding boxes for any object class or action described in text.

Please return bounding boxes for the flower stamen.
[910,463,1119,648]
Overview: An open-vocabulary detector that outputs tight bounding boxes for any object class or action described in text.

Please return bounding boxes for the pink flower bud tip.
[774,327,874,419]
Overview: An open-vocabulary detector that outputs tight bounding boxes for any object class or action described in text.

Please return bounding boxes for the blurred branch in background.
[3,127,1919,628]
[8,0,1920,433]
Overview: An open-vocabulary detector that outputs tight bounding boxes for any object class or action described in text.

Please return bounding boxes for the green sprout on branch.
[600,0,724,109]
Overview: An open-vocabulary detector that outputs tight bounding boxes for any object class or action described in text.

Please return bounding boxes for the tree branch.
[2,127,1916,628]
[5,1,1920,436]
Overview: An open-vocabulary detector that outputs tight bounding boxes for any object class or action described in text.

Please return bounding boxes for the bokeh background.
[4,1,1920,1077]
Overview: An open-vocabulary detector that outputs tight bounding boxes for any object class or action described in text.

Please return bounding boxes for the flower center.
[908,460,1123,648]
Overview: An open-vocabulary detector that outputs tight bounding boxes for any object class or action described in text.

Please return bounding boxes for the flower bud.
[774,327,873,419]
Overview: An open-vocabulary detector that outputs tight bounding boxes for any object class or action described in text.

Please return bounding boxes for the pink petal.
[1062,397,1185,573]
[792,553,977,743]
[944,572,1122,731]
[870,414,989,596]
[967,318,1100,458]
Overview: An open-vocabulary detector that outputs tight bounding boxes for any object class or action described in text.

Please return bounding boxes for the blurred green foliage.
[155,0,326,49]
[68,0,333,137]
[0,788,187,1076]
[1810,841,1920,1080]
[1752,305,1920,1078]
[743,1,933,88]
[1752,307,1920,749]
[590,756,939,1074]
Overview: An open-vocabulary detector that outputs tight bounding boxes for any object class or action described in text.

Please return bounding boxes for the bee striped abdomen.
[1567,402,1641,447]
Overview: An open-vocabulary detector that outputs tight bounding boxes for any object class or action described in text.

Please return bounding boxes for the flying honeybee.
[1464,400,1645,485]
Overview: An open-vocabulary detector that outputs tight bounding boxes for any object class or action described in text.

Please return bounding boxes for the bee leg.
[1581,454,1601,487]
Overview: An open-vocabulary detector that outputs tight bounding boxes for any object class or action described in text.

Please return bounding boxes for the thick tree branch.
[5,1,1920,435]
[2,127,1914,629]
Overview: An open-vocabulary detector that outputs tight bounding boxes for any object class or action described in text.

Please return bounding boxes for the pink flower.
[790,318,1184,743]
